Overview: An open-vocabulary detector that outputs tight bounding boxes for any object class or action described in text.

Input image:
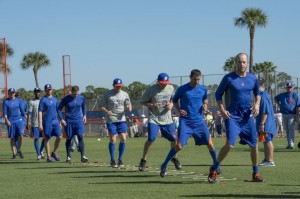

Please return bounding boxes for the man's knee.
[175,143,183,151]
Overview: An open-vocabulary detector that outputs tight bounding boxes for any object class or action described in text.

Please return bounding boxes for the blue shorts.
[225,116,257,147]
[107,122,127,135]
[31,127,43,139]
[7,119,24,138]
[64,121,84,139]
[147,123,176,142]
[178,119,210,147]
[43,122,62,139]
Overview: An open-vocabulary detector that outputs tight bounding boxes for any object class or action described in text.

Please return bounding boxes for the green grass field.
[0,135,300,199]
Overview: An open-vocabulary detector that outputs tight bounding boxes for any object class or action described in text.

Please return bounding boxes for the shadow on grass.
[273,149,300,153]
[0,161,43,164]
[183,164,249,167]
[71,174,156,178]
[179,194,300,198]
[89,180,208,185]
[270,184,300,187]
[54,170,138,174]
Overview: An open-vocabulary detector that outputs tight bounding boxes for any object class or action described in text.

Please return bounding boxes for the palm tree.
[0,43,13,73]
[223,56,236,72]
[234,8,268,73]
[20,52,50,87]
[254,61,277,91]
[276,72,292,88]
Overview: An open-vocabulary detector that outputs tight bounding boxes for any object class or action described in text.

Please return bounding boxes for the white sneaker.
[258,160,275,167]
[41,152,45,159]
[37,155,42,160]
[81,156,88,163]
[66,157,72,163]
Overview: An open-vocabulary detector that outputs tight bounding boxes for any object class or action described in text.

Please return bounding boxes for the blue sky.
[1,0,300,91]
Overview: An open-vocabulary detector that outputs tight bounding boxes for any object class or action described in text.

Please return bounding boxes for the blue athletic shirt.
[2,98,25,122]
[57,94,87,122]
[256,90,276,135]
[38,95,60,124]
[275,91,299,114]
[215,72,259,116]
[172,83,207,122]
[18,99,28,113]
[18,98,28,121]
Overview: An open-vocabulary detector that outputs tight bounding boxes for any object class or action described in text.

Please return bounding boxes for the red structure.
[0,38,8,98]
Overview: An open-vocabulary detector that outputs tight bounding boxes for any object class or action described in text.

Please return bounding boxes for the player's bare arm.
[252,95,261,117]
[100,107,112,115]
[38,111,43,131]
[217,100,230,119]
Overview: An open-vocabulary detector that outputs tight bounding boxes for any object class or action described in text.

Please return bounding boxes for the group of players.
[3,84,88,163]
[3,52,300,184]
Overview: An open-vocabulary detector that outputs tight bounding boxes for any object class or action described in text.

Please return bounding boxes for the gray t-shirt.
[141,84,174,125]
[99,89,131,123]
[27,98,40,127]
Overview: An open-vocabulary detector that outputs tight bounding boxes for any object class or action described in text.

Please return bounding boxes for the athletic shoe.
[51,152,60,161]
[117,160,124,167]
[252,173,264,182]
[66,157,72,163]
[110,160,117,168]
[160,166,167,177]
[208,167,217,184]
[286,145,295,149]
[37,155,42,160]
[47,158,55,162]
[81,156,88,163]
[171,157,182,170]
[41,152,45,159]
[18,150,24,159]
[258,160,275,167]
[138,159,146,171]
[12,154,17,159]
[298,142,300,149]
[77,146,81,153]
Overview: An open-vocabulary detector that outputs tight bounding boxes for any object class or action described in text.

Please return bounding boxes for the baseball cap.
[157,73,170,84]
[113,78,123,86]
[44,84,53,90]
[286,82,294,88]
[8,88,16,93]
[34,87,41,92]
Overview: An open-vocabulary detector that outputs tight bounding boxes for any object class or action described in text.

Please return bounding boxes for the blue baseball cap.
[113,78,123,86]
[157,73,170,84]
[44,84,53,90]
[34,87,41,92]
[286,82,294,88]
[8,88,16,93]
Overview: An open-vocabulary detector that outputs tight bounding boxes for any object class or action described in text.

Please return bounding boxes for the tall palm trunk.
[249,27,255,73]
[33,67,39,88]
[265,70,269,92]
